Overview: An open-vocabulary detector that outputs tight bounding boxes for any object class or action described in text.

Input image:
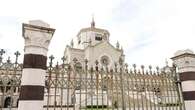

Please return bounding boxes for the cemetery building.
[64,18,124,69]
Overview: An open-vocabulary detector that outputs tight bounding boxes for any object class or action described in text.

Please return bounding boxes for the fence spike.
[0,49,5,63]
[146,70,149,75]
[129,69,133,74]
[156,66,159,73]
[138,69,141,74]
[141,65,145,74]
[133,64,136,73]
[14,51,20,64]
[0,49,5,56]
[7,56,11,63]
[49,55,55,67]
[56,62,59,69]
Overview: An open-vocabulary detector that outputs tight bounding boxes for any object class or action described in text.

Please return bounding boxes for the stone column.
[172,49,195,110]
[18,20,55,110]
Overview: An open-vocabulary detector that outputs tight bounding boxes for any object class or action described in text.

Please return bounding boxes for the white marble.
[184,100,195,110]
[182,80,195,91]
[21,68,46,86]
[24,46,48,56]
[18,101,44,110]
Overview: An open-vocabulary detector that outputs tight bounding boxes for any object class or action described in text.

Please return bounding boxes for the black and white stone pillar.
[172,49,195,110]
[18,20,55,110]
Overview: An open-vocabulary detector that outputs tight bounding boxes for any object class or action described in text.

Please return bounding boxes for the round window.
[100,55,110,66]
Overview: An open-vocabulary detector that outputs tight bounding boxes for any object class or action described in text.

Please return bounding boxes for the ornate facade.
[64,18,124,69]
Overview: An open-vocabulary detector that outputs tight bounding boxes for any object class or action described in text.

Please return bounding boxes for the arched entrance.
[4,97,11,108]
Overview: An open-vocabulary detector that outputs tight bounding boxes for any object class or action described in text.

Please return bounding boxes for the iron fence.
[0,49,185,110]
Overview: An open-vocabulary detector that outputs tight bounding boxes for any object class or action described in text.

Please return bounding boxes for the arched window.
[4,97,11,108]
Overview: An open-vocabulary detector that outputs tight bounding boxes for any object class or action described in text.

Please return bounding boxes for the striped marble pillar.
[172,49,195,110]
[18,20,55,110]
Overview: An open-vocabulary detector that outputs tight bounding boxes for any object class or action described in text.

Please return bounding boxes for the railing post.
[171,49,195,110]
[18,20,55,110]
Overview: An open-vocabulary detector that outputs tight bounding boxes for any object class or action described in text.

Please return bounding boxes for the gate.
[0,49,185,110]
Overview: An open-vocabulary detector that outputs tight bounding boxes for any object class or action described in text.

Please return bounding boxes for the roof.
[77,27,110,37]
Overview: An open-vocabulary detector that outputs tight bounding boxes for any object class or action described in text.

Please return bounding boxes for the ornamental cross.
[49,55,55,67]
[0,49,5,56]
[14,51,21,57]
[14,51,21,63]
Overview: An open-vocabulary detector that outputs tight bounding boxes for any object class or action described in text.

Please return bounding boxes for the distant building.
[64,18,124,69]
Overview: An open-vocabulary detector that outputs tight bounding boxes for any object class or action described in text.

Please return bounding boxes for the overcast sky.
[0,0,195,67]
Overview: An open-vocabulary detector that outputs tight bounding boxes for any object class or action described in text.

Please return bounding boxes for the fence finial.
[49,55,55,67]
[141,65,145,74]
[7,56,11,63]
[156,66,159,73]
[0,49,5,56]
[133,64,136,73]
[61,56,66,68]
[0,49,5,63]
[149,65,152,74]
[14,51,20,64]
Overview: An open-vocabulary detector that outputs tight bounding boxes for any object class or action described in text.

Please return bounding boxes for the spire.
[91,14,95,28]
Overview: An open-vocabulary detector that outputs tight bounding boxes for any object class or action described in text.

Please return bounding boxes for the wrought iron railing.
[0,49,185,110]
